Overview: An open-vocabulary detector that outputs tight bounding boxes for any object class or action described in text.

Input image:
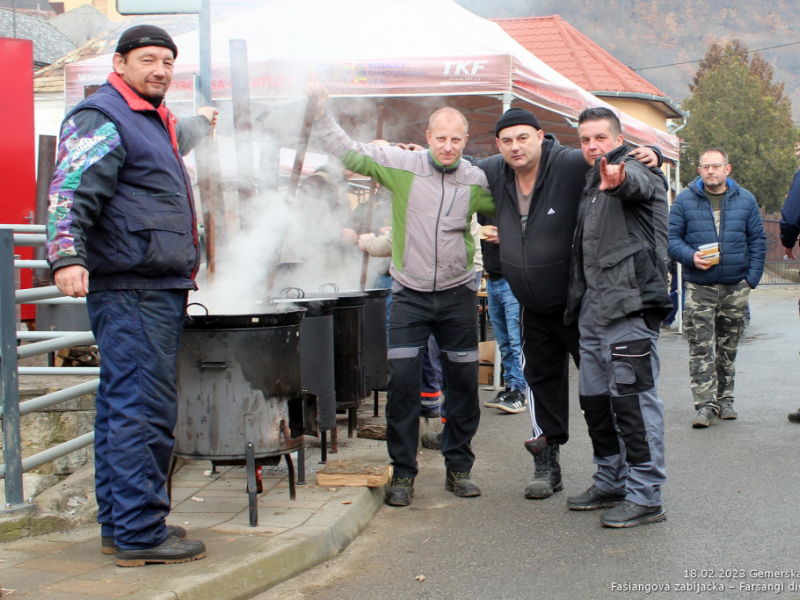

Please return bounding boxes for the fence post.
[0,229,31,511]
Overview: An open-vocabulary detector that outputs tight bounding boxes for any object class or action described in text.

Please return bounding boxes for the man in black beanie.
[477,107,661,503]
[47,25,216,566]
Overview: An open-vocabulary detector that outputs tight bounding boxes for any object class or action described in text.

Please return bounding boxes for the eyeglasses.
[698,163,727,171]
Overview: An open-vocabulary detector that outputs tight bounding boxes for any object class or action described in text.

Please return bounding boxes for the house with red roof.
[494,14,683,134]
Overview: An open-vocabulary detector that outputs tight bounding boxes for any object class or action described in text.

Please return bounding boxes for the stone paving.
[0,422,392,599]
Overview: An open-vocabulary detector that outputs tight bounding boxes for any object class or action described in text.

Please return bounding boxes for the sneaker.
[691,406,717,428]
[495,389,527,414]
[484,389,512,409]
[788,409,800,423]
[421,430,442,450]
[567,485,626,511]
[719,405,738,420]
[385,477,415,507]
[601,499,666,528]
[115,535,206,567]
[102,525,187,555]
[445,470,481,497]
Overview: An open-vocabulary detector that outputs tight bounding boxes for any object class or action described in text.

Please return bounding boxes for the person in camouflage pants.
[668,148,765,428]
[683,280,751,416]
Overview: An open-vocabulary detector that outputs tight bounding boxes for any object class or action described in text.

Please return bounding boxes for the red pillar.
[0,38,36,320]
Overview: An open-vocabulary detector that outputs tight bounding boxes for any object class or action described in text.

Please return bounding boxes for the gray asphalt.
[255,286,800,600]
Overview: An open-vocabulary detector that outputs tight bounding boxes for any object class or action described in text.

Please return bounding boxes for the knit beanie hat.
[495,107,541,137]
[116,25,178,58]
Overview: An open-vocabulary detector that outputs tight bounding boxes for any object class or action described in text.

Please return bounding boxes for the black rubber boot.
[102,524,187,555]
[385,477,415,506]
[524,437,563,499]
[115,535,206,567]
[445,469,481,497]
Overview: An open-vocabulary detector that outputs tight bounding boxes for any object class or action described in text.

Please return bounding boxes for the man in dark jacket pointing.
[565,107,671,528]
[668,148,765,428]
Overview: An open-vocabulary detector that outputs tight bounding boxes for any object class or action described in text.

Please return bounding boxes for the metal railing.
[0,225,97,512]
[761,218,800,285]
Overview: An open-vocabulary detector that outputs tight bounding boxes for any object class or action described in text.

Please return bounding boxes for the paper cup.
[704,252,720,265]
[698,242,719,256]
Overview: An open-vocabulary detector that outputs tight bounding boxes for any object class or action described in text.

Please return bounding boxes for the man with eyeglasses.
[668,148,766,428]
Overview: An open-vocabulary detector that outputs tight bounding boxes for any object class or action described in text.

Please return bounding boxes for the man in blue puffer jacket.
[668,148,766,428]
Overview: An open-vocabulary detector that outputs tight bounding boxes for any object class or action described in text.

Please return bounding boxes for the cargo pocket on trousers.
[610,337,654,395]
[610,394,651,465]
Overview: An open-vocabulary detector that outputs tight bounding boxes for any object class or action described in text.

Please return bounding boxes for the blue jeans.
[88,289,187,549]
[486,278,525,391]
[387,284,479,477]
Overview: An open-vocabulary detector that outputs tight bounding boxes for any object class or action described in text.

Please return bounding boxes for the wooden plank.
[316,460,392,487]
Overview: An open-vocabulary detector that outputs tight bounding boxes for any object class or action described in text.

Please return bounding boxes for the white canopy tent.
[65,0,679,160]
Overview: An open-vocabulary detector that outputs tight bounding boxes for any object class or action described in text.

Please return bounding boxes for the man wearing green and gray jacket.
[307,83,495,506]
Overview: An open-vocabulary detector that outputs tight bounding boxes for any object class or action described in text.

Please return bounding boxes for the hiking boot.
[445,470,481,497]
[102,525,187,555]
[523,437,562,499]
[719,404,738,420]
[484,389,512,409]
[115,535,206,567]
[567,485,626,511]
[421,430,442,450]
[385,477,415,506]
[495,389,527,414]
[692,406,717,428]
[788,409,800,423]
[601,499,666,528]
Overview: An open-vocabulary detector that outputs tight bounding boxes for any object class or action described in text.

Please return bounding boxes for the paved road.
[256,287,800,600]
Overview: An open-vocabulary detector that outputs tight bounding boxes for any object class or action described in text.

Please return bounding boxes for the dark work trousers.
[376,272,444,416]
[519,305,580,445]
[577,297,666,507]
[88,289,187,550]
[386,284,480,478]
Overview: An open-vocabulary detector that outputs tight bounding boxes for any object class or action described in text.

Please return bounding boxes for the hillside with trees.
[457,0,800,123]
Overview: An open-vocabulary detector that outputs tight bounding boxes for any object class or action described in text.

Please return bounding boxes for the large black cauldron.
[362,288,389,415]
[173,307,315,526]
[302,291,366,441]
[272,297,337,460]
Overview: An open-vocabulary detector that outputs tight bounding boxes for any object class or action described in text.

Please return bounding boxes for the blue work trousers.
[486,278,525,391]
[386,284,479,478]
[88,289,187,550]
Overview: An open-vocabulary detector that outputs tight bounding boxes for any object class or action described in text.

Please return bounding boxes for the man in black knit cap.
[47,25,216,566]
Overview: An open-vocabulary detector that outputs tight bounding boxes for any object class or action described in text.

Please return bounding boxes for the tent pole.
[359,104,385,291]
[501,92,513,114]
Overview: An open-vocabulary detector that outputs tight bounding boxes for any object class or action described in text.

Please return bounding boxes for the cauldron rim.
[304,292,366,307]
[271,297,337,317]
[183,309,305,329]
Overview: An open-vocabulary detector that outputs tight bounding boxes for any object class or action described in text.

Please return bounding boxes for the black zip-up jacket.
[478,135,589,313]
[476,214,502,279]
[565,144,673,328]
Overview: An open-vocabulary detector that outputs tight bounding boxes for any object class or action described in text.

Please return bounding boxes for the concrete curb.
[127,485,386,600]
